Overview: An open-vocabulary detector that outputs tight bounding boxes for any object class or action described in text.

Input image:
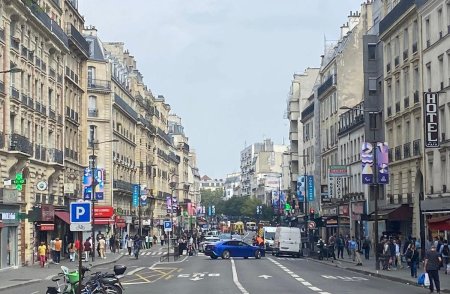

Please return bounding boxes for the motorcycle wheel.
[105,285,122,294]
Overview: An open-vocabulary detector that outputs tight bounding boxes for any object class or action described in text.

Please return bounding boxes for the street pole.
[91,145,96,262]
[138,154,142,237]
[77,231,82,294]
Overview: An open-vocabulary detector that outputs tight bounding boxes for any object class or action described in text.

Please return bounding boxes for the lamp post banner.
[424,92,440,148]
[376,142,389,184]
[361,142,374,184]
[132,184,139,207]
[297,176,305,202]
[307,175,315,201]
[328,176,335,199]
[166,196,172,213]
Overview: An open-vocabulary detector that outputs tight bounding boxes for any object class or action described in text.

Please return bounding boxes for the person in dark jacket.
[424,245,442,294]
[407,244,419,278]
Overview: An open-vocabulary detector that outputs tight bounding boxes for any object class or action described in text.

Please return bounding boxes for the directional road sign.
[164,220,172,232]
[70,202,92,223]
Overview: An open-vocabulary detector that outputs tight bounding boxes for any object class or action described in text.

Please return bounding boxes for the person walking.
[349,237,357,262]
[145,235,150,249]
[336,235,344,259]
[441,240,449,274]
[127,237,133,255]
[54,237,62,264]
[160,234,165,246]
[68,242,75,262]
[406,244,419,278]
[49,237,56,263]
[83,238,92,261]
[109,235,115,253]
[38,242,47,268]
[362,237,371,260]
[153,235,158,247]
[424,245,442,293]
[395,239,403,269]
[99,236,106,259]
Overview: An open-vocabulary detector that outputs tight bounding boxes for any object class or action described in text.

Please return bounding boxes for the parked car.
[199,236,220,252]
[206,240,264,259]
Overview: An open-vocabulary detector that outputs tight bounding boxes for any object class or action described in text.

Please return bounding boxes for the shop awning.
[428,216,450,231]
[94,218,114,225]
[369,204,412,221]
[55,211,70,224]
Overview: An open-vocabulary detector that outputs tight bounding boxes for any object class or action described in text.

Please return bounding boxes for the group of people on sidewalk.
[317,235,364,266]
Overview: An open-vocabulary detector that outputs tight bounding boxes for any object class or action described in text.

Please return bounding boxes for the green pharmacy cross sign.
[14,173,26,191]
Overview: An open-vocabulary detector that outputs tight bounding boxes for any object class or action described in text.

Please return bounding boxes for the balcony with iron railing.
[88,79,111,91]
[413,139,421,156]
[48,148,63,164]
[10,86,19,101]
[317,74,336,97]
[388,148,393,162]
[0,80,4,94]
[24,1,68,47]
[395,145,402,161]
[49,67,56,79]
[65,23,89,57]
[394,56,399,67]
[9,133,33,155]
[113,94,138,121]
[403,49,408,61]
[403,142,411,158]
[10,36,19,51]
[0,28,4,42]
[386,62,391,73]
[113,180,133,192]
[21,93,28,105]
[395,101,401,113]
[21,46,28,58]
[379,0,414,35]
[49,108,56,120]
[35,101,41,112]
[40,105,47,116]
[0,131,4,149]
[34,144,47,161]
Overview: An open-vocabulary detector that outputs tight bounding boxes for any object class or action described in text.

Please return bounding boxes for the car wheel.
[244,256,248,259]
[222,250,230,259]
[255,250,261,259]
[275,251,280,257]
[210,254,218,259]
[271,251,275,256]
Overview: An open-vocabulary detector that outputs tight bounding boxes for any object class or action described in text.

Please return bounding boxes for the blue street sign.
[132,184,139,207]
[70,202,92,223]
[307,175,315,201]
[164,220,172,232]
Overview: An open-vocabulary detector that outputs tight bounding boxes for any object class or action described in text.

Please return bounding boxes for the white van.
[246,222,256,231]
[263,227,277,251]
[272,227,301,257]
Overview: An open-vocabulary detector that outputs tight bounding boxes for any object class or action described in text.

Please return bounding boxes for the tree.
[200,188,224,206]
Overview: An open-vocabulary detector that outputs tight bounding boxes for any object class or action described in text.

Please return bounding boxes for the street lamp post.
[341,105,382,270]
[90,139,118,262]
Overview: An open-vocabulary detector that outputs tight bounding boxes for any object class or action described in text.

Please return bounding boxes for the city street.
[3,246,429,294]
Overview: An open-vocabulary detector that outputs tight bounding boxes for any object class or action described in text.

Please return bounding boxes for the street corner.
[121,266,179,285]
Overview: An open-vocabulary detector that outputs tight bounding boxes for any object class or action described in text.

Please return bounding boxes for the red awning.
[55,211,70,224]
[428,216,450,231]
[94,218,114,225]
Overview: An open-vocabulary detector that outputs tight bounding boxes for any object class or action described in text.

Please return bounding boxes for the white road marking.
[231,258,249,294]
[258,275,272,279]
[127,267,145,276]
[190,276,203,281]
[268,257,333,294]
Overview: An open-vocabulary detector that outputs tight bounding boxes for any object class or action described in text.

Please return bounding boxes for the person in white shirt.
[395,240,403,269]
[145,235,150,249]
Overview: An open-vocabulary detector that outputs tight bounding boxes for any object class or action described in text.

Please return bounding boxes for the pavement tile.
[309,256,450,293]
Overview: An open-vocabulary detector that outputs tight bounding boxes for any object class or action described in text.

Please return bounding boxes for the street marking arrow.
[258,275,272,279]
[190,276,203,281]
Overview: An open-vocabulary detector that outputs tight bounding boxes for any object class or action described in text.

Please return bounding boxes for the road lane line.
[127,267,145,275]
[309,286,322,291]
[230,258,249,294]
[302,281,312,286]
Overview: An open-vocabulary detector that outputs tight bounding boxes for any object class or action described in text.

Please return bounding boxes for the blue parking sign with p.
[164,220,172,231]
[70,202,92,223]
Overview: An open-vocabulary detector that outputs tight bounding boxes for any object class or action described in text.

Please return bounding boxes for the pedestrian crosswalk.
[121,250,167,256]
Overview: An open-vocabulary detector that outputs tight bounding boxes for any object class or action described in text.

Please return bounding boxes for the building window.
[403,69,409,98]
[425,18,430,45]
[439,54,444,89]
[426,62,432,91]
[368,78,377,95]
[368,44,376,60]
[403,28,409,53]
[88,66,96,85]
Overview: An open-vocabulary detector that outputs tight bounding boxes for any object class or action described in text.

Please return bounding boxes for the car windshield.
[265,232,275,240]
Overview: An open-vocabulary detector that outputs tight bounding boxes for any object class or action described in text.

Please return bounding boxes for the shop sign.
[41,204,55,221]
[142,219,151,226]
[125,216,133,224]
[40,223,55,231]
[94,206,114,218]
[328,165,349,177]
[1,212,16,220]
[424,92,440,148]
[64,183,75,194]
[339,205,349,216]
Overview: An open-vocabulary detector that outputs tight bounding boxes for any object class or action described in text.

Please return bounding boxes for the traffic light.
[15,173,25,191]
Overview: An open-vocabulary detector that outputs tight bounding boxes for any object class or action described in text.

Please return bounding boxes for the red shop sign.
[115,216,125,223]
[40,224,55,231]
[94,206,114,218]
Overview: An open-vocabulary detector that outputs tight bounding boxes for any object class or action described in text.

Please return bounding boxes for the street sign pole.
[77,231,82,294]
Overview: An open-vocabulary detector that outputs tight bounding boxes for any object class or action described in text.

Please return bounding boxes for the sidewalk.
[0,249,126,291]
[310,254,450,293]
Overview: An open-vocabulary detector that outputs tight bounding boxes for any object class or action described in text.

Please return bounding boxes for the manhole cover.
[10,279,32,281]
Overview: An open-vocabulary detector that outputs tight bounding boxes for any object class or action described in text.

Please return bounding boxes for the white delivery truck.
[272,227,302,257]
[263,227,277,251]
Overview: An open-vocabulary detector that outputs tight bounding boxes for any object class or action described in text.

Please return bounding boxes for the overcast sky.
[80,0,362,179]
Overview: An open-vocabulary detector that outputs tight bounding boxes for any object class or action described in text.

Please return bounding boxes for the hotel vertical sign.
[424,92,440,148]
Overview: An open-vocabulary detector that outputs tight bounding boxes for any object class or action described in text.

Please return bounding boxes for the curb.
[307,258,450,293]
[0,254,124,292]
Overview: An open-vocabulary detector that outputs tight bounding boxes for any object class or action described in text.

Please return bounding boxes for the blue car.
[205,240,264,259]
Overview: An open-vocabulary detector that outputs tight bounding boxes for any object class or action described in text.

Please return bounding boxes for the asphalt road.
[3,234,427,294]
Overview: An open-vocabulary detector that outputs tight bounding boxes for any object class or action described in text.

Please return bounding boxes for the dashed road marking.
[268,258,333,294]
[231,258,249,294]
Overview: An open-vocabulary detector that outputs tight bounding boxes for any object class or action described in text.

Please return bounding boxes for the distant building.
[224,173,241,200]
[200,175,224,192]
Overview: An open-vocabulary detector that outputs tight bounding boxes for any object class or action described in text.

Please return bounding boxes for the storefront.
[0,205,20,269]
[368,204,413,239]
[421,197,450,241]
